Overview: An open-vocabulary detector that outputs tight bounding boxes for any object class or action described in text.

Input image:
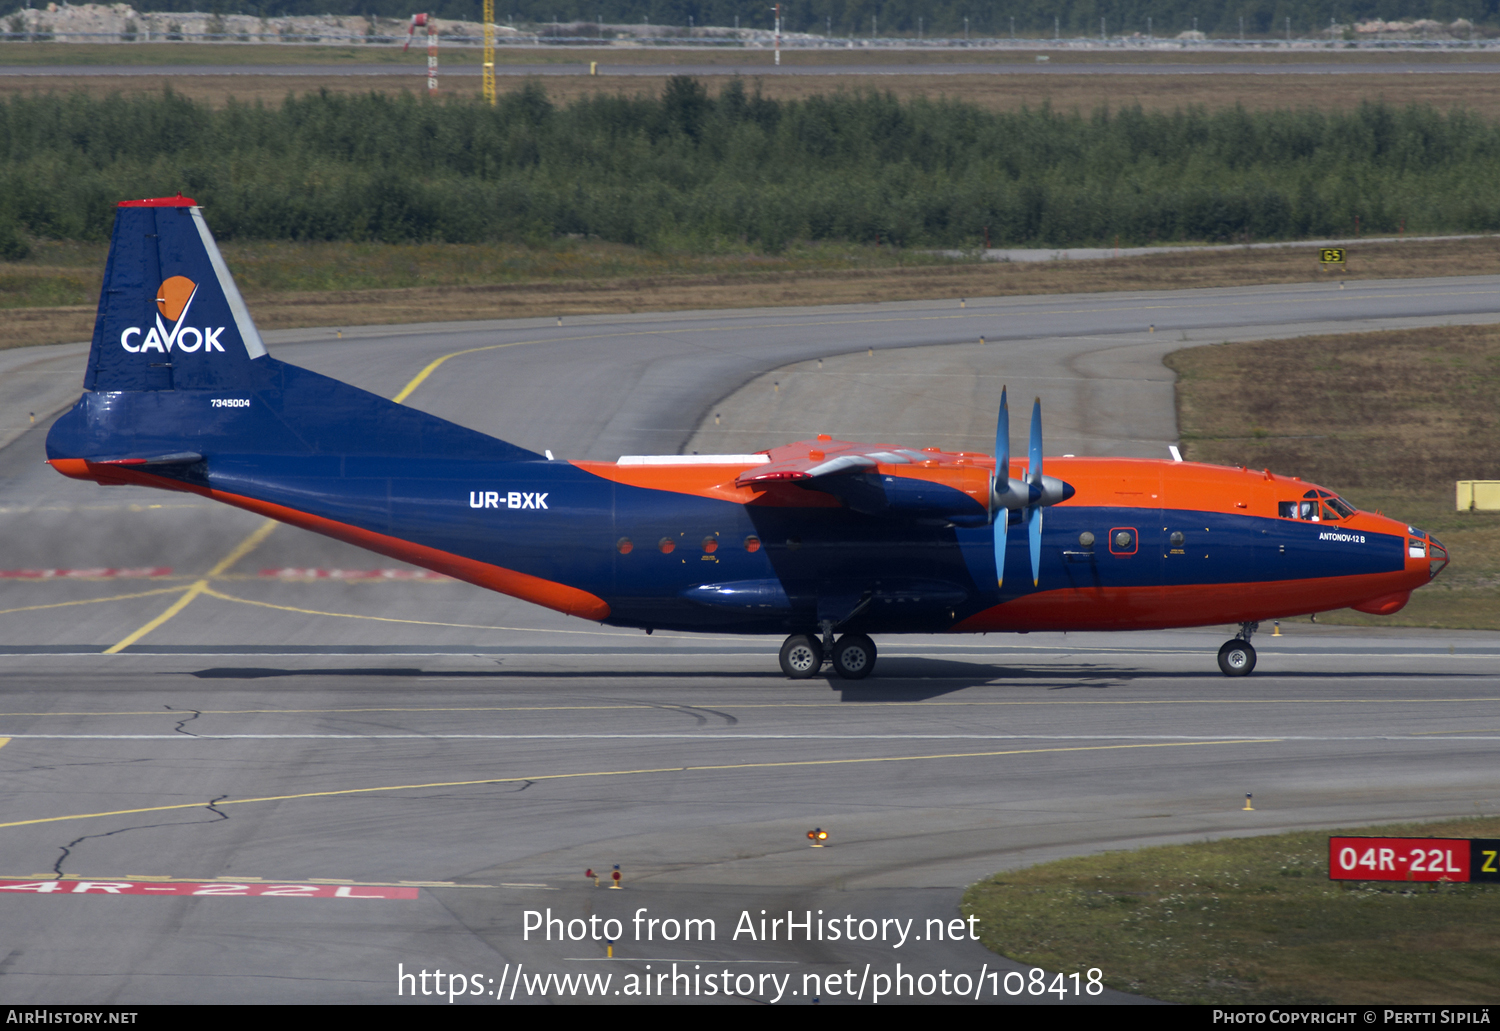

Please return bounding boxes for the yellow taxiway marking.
[388,285,1500,407]
[0,738,1275,831]
[197,586,645,638]
[102,521,278,655]
[2,699,1498,719]
[0,739,8,749]
[0,587,189,617]
[393,341,534,404]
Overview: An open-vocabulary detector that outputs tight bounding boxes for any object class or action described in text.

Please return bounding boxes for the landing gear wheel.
[831,634,877,680]
[1217,639,1257,677]
[779,634,824,679]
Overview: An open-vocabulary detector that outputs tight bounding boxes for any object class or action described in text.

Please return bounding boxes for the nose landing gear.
[1217,621,1259,677]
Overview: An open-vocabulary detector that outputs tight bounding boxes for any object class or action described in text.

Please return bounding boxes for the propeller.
[991,389,1075,589]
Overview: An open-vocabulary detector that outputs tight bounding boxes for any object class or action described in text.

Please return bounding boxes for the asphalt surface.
[8,60,1500,77]
[3,276,1499,1004]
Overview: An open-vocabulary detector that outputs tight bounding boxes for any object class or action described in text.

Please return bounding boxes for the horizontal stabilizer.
[92,452,204,466]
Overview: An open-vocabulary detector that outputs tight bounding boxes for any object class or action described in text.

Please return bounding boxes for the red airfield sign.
[1329,837,1500,883]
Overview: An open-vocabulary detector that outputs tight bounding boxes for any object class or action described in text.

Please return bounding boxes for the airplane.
[45,196,1450,679]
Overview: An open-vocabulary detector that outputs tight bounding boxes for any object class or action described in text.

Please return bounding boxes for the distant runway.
[7,60,1500,77]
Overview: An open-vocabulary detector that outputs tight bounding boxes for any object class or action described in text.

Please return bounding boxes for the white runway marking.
[5,733,1498,742]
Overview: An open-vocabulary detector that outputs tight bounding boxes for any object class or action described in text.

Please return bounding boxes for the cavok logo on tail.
[120,275,226,355]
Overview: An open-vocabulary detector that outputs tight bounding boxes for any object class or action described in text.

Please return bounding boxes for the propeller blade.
[996,387,1010,490]
[994,387,1009,588]
[1028,505,1043,587]
[1028,397,1043,492]
[994,508,1007,589]
[995,392,1071,590]
[1027,399,1046,584]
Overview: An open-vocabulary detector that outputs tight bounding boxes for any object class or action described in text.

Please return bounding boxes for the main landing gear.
[1217,622,1259,677]
[779,629,878,680]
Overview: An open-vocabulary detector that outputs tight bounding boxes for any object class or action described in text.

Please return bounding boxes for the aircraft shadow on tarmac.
[184,658,1489,704]
[174,656,1456,703]
[179,659,1102,700]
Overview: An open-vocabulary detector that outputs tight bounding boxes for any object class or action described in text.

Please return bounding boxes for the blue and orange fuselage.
[52,410,1443,636]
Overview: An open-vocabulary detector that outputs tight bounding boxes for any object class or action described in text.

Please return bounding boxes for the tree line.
[12,0,1495,36]
[2,80,1499,253]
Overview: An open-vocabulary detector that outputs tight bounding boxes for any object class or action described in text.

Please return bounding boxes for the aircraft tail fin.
[85,196,268,393]
[49,196,537,467]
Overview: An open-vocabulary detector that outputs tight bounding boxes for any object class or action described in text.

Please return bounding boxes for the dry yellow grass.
[8,41,1500,67]
[9,235,1500,351]
[9,70,1500,118]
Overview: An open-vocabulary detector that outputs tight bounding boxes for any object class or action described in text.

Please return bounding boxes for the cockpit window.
[1325,496,1355,519]
[1279,494,1354,521]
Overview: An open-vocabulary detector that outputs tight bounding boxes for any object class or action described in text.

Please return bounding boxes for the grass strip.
[7,234,1500,350]
[963,815,1500,1004]
[8,43,1500,68]
[14,71,1500,123]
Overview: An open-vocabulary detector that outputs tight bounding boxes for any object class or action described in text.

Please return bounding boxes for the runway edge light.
[586,868,598,887]
[1243,793,1255,811]
[611,865,622,888]
[807,828,828,847]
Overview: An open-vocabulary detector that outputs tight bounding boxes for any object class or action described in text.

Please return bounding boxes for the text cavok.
[120,321,225,354]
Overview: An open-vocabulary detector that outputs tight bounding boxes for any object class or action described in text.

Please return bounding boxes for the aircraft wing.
[736,439,995,524]
[735,439,989,486]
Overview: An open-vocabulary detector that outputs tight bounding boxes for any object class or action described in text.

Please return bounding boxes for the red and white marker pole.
[427,18,438,94]
[405,14,437,94]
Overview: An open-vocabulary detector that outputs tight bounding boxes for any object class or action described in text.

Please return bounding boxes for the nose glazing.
[1427,535,1449,579]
